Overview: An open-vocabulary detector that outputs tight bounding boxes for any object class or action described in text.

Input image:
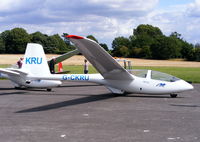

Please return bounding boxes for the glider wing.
[67,35,133,80]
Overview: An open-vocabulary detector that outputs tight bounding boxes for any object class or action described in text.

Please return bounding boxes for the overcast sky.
[0,0,199,47]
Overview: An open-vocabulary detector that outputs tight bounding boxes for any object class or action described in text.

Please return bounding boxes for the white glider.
[0,43,62,91]
[0,44,79,91]
[61,35,194,97]
[0,35,193,97]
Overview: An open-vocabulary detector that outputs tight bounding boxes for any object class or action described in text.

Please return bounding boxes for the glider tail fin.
[22,43,51,76]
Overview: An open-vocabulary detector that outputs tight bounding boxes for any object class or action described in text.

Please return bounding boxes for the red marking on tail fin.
[66,35,84,39]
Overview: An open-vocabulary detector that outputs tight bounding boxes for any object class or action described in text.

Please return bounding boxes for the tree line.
[0,28,109,55]
[0,28,74,54]
[0,25,200,61]
[112,24,200,61]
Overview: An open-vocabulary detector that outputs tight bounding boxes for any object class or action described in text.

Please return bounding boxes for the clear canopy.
[151,70,180,82]
[128,69,148,78]
[128,69,180,82]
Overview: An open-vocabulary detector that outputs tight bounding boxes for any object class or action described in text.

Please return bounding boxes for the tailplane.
[22,43,50,76]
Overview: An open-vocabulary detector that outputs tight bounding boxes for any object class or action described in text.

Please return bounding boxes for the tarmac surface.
[0,80,200,142]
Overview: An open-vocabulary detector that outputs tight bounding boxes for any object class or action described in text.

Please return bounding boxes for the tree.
[0,28,77,54]
[112,36,130,57]
[0,36,5,53]
[31,31,48,46]
[170,32,182,39]
[151,36,178,59]
[131,34,154,49]
[130,24,163,58]
[45,35,59,53]
[194,48,200,61]
[168,36,182,58]
[133,24,163,38]
[130,47,142,58]
[194,43,200,61]
[4,28,31,53]
[119,46,129,57]
[46,34,73,54]
[1,30,11,53]
[140,45,152,58]
[31,32,73,54]
[99,43,109,51]
[180,41,194,60]
[87,35,98,43]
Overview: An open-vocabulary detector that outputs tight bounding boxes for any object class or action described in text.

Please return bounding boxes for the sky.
[0,0,199,48]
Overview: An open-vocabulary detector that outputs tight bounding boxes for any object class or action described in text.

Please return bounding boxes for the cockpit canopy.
[128,69,180,82]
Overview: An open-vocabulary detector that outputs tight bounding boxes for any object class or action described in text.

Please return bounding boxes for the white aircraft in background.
[0,44,79,91]
[0,35,193,97]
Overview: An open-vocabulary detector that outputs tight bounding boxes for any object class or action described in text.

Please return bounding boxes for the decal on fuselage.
[25,57,42,64]
[62,75,89,81]
[156,83,166,87]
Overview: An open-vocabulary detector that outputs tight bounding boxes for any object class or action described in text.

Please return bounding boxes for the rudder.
[22,43,51,76]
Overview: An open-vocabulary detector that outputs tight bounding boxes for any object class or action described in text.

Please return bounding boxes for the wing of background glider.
[66,35,134,80]
[47,49,80,65]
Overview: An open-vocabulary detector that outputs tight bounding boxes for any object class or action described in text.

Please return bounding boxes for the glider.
[0,36,193,97]
[62,35,193,97]
[0,44,79,91]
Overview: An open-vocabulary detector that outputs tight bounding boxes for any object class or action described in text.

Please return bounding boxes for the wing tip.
[66,35,84,39]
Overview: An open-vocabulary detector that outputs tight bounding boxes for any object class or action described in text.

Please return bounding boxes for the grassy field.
[0,56,200,83]
[60,65,200,83]
[1,55,200,67]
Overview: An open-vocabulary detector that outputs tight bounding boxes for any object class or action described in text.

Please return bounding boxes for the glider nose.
[186,82,194,90]
[180,80,194,91]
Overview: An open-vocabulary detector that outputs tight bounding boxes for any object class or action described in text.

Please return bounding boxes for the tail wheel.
[170,94,178,98]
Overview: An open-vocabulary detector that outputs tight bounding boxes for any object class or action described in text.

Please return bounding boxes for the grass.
[0,64,11,68]
[62,65,200,83]
[61,65,98,74]
[1,65,200,83]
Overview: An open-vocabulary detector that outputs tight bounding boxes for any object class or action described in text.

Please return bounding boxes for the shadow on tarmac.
[170,104,200,108]
[15,92,177,113]
[0,88,16,91]
[0,91,26,96]
[125,94,173,98]
[16,93,117,113]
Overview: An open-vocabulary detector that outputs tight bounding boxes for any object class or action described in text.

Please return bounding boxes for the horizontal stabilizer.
[9,68,28,75]
[0,68,20,76]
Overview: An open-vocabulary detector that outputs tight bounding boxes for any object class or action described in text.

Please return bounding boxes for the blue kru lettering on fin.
[37,57,42,64]
[25,57,31,64]
[31,57,37,64]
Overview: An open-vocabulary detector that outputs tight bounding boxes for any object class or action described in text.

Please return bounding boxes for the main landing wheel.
[170,94,178,98]
[47,88,52,92]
